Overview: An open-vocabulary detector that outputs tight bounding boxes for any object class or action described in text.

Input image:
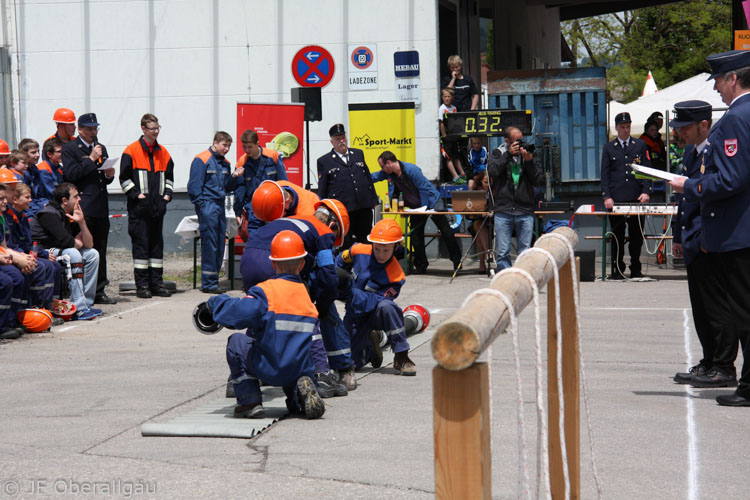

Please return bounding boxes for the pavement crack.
[245,444,269,472]
[79,384,222,455]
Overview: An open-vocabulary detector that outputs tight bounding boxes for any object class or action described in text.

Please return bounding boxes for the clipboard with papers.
[630,163,680,182]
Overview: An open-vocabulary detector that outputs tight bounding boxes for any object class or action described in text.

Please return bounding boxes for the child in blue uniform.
[467,135,488,190]
[207,230,325,419]
[337,219,416,376]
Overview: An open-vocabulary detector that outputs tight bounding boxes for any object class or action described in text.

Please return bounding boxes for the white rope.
[522,246,571,500]
[493,267,552,500]
[462,288,531,500]
[537,233,604,498]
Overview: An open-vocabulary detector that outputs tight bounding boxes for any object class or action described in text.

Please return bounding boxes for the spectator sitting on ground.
[30,183,101,321]
[3,183,60,314]
[5,150,30,184]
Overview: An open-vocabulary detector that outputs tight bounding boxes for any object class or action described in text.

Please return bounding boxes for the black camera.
[515,139,536,153]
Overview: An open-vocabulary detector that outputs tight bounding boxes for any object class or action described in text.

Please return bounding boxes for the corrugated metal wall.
[487,68,607,193]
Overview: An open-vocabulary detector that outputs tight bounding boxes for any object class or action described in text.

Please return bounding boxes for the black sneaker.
[315,371,348,398]
[233,403,265,419]
[691,369,738,388]
[297,376,325,419]
[0,327,23,340]
[607,272,626,280]
[369,330,384,368]
[674,363,709,384]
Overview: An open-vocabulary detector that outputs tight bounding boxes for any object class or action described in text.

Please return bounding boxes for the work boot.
[369,330,384,368]
[338,367,357,391]
[691,369,738,388]
[393,351,416,376]
[316,371,348,398]
[674,363,709,384]
[150,286,172,297]
[233,402,265,419]
[297,376,325,419]
[136,287,153,299]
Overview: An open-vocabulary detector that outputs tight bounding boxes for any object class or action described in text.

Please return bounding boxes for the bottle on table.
[398,193,404,211]
[383,196,391,212]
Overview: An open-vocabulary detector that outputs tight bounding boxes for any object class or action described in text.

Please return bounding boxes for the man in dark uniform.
[119,113,174,299]
[668,101,735,386]
[62,113,117,304]
[317,124,378,249]
[600,112,652,280]
[670,50,750,406]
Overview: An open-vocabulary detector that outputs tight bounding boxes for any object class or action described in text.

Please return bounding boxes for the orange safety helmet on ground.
[53,108,76,124]
[17,308,53,333]
[251,180,285,222]
[269,230,308,261]
[368,219,404,244]
[0,168,20,184]
[0,139,10,156]
[314,199,350,246]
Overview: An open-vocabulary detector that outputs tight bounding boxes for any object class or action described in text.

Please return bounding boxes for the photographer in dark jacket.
[487,127,544,270]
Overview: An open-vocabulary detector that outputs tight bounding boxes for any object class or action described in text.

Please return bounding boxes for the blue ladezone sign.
[394,50,419,77]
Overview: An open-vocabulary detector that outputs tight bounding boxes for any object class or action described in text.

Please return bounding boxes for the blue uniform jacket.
[600,137,652,202]
[673,145,704,265]
[187,148,233,205]
[6,206,50,259]
[317,147,378,212]
[246,215,337,312]
[208,274,317,387]
[684,94,750,253]
[34,159,61,201]
[371,161,440,209]
[230,152,288,217]
[336,243,404,317]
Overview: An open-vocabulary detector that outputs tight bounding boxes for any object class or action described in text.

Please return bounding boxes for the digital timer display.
[444,110,532,137]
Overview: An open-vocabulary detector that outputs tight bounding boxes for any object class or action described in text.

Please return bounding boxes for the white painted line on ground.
[56,301,167,332]
[682,308,698,500]
[598,307,688,311]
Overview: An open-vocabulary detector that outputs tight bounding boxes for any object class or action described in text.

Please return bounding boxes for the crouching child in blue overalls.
[337,218,416,376]
[207,230,325,419]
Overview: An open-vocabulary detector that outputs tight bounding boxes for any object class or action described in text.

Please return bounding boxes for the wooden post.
[547,258,581,499]
[433,363,491,500]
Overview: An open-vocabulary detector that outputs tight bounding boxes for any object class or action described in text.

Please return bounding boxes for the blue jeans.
[494,212,533,270]
[51,247,100,312]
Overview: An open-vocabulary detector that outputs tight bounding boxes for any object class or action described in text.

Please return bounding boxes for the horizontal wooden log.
[431,227,578,371]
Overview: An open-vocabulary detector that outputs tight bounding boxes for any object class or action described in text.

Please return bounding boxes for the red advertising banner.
[236,102,305,186]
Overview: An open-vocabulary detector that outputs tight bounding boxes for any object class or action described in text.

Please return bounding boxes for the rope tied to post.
[462,287,531,500]
[536,233,604,499]
[493,267,552,500]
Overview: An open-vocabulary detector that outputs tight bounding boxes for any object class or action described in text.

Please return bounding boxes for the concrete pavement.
[0,257,745,499]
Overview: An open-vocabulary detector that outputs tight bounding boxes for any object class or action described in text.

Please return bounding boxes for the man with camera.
[487,126,544,270]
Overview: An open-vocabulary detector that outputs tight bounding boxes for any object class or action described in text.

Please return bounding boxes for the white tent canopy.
[607,72,726,137]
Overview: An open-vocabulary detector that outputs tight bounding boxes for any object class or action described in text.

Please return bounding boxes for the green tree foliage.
[563,0,731,102]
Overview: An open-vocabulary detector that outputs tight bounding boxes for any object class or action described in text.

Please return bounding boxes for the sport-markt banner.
[348,102,416,234]
[236,103,304,186]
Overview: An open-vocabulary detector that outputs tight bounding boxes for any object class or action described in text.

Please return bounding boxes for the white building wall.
[4,0,441,191]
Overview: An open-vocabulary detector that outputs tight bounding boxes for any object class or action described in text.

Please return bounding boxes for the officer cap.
[669,100,712,129]
[329,123,346,137]
[614,112,631,125]
[706,50,750,80]
[78,113,100,127]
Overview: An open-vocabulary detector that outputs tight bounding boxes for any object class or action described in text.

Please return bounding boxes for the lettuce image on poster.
[271,132,299,157]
